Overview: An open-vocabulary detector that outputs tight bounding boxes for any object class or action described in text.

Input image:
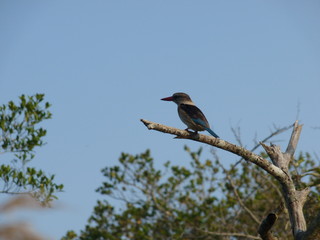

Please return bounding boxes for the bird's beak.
[161,96,174,101]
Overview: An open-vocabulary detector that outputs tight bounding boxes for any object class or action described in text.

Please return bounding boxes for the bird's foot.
[185,128,198,135]
[175,129,199,139]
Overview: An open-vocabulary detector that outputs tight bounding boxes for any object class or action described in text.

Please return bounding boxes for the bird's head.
[161,92,194,105]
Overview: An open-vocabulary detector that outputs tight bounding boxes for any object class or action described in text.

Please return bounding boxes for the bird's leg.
[185,128,198,135]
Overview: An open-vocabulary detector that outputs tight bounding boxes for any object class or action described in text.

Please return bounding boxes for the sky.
[0,0,320,239]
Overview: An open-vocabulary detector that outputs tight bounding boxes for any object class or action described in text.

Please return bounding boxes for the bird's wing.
[179,104,210,128]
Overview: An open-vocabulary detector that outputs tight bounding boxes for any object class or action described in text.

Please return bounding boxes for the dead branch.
[258,202,286,240]
[141,119,319,240]
[259,121,312,239]
[286,121,303,158]
[141,119,287,182]
[258,213,278,240]
[233,123,294,167]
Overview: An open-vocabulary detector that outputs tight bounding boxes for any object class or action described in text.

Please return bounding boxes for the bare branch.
[259,122,311,239]
[234,123,293,167]
[285,120,303,158]
[258,202,286,240]
[218,161,261,225]
[141,119,287,182]
[260,143,287,170]
[231,124,243,146]
[258,213,278,240]
[141,119,313,240]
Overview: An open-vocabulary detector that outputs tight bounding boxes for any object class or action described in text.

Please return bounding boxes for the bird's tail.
[205,127,219,138]
[192,118,219,138]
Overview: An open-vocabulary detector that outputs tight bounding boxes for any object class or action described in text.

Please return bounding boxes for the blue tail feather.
[205,127,219,138]
[192,118,219,138]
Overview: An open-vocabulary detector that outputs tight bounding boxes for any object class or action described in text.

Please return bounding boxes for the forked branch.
[141,119,286,182]
[141,119,319,240]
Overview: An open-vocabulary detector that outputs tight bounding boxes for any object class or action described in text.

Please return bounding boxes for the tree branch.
[218,161,261,225]
[286,120,303,157]
[141,119,313,240]
[258,202,285,240]
[140,119,287,182]
[258,213,278,240]
[259,122,311,240]
[233,123,293,167]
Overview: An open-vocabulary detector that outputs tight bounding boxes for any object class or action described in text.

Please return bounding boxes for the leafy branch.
[0,94,63,206]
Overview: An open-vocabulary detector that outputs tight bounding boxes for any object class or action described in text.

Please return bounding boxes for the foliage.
[0,94,63,205]
[63,147,320,240]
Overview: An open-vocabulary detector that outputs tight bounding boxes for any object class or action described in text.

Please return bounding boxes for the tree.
[63,120,319,240]
[0,94,63,205]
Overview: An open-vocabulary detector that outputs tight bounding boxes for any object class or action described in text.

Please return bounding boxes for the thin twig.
[217,161,261,225]
[233,123,294,167]
[231,125,244,147]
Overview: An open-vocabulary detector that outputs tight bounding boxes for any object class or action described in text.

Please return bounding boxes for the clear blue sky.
[0,1,319,239]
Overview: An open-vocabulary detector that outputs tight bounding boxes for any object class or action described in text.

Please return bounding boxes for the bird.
[161,92,219,138]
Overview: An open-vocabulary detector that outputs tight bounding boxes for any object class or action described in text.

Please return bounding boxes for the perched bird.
[161,92,219,138]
